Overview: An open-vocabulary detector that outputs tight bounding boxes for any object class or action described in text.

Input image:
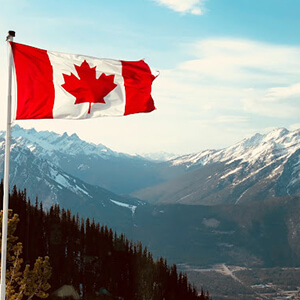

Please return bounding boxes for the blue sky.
[1,0,300,155]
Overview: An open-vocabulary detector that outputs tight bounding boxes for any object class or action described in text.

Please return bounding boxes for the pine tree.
[1,210,52,300]
[19,256,51,300]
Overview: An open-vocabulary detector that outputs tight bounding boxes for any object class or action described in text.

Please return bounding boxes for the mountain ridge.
[134,127,300,205]
[0,125,174,194]
[170,128,300,169]
[1,125,300,207]
[0,131,146,233]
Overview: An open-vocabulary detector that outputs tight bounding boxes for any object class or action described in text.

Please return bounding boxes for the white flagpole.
[0,30,15,300]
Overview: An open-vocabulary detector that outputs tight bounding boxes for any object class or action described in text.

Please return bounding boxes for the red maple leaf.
[62,60,117,114]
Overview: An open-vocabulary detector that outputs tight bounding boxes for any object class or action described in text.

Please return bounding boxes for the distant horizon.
[3,123,299,157]
[1,0,300,154]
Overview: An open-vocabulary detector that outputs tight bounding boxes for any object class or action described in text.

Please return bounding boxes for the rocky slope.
[134,128,300,205]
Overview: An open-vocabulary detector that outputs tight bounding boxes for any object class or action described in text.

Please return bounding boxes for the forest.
[0,182,210,300]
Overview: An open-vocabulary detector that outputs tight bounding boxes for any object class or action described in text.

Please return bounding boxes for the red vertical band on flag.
[121,60,156,116]
[11,42,55,119]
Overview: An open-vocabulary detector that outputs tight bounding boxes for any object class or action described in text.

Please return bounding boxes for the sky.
[0,0,300,155]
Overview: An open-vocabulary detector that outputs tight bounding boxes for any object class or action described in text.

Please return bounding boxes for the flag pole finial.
[6,30,15,41]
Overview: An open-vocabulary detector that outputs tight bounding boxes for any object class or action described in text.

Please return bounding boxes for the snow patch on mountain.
[235,188,250,204]
[110,199,137,215]
[171,150,216,168]
[220,166,243,180]
[49,168,92,198]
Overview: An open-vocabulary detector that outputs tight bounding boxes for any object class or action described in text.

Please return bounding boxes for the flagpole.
[0,30,15,300]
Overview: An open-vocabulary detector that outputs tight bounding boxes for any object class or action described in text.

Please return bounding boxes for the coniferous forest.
[0,182,210,300]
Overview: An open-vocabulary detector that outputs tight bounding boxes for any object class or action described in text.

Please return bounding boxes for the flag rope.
[0,30,15,300]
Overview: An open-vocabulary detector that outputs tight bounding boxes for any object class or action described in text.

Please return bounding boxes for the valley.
[182,264,300,300]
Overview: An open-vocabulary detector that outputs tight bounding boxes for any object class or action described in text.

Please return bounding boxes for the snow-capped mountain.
[170,128,299,169]
[4,125,124,160]
[0,125,169,195]
[134,128,300,205]
[0,132,143,203]
[0,128,148,230]
[2,125,300,208]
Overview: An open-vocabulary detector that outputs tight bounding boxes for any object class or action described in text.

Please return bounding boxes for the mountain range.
[1,125,300,268]
[0,125,150,231]
[5,125,172,194]
[134,127,300,205]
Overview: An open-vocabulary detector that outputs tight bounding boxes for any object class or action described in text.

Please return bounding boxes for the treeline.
[0,182,210,300]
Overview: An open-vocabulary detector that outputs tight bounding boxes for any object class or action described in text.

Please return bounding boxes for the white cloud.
[155,38,300,123]
[215,115,249,124]
[153,0,205,15]
[241,82,300,118]
[262,83,300,102]
[188,116,249,129]
[145,37,300,153]
[181,39,300,86]
[242,97,300,118]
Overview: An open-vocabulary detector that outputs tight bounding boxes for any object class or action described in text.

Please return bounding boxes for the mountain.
[1,125,300,270]
[133,128,300,205]
[0,125,181,195]
[0,130,146,232]
[2,126,300,208]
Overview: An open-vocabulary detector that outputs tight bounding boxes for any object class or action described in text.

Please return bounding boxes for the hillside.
[1,183,209,300]
[130,196,300,268]
[133,128,300,205]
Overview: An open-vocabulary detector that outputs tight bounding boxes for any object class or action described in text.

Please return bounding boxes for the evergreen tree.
[1,210,51,300]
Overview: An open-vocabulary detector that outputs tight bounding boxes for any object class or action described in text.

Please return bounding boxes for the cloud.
[155,38,300,122]
[241,83,300,118]
[181,39,300,86]
[242,97,300,118]
[146,37,300,153]
[215,115,249,124]
[240,82,300,119]
[189,116,249,129]
[263,83,300,102]
[153,0,205,15]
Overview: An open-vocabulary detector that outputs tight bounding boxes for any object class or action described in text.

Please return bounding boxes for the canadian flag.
[10,42,157,120]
